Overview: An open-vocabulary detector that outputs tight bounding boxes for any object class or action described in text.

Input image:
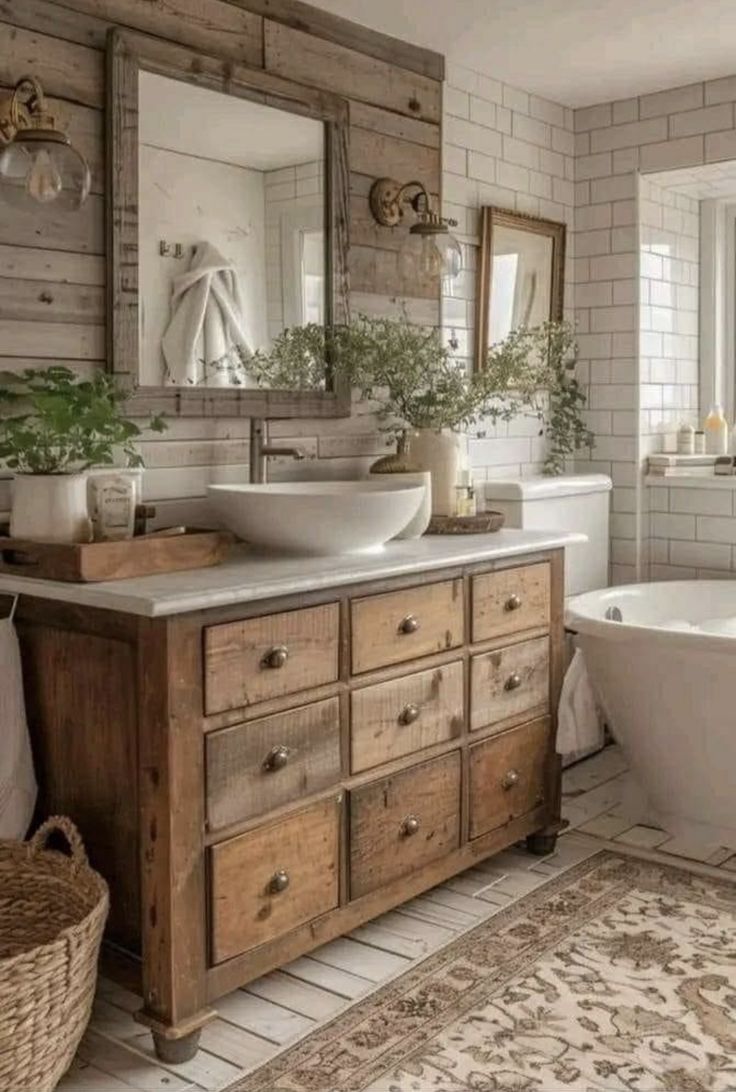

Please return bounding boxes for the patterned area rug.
[226,853,736,1092]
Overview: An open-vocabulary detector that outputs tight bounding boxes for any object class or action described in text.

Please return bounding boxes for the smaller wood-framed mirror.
[475,207,566,369]
[107,29,350,418]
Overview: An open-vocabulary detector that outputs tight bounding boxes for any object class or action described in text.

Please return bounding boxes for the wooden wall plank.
[350,126,439,186]
[0,21,103,106]
[0,194,104,253]
[0,356,98,377]
[0,277,104,324]
[237,1,443,81]
[349,101,440,148]
[0,245,105,285]
[350,244,437,300]
[55,0,264,67]
[0,320,105,358]
[264,21,441,124]
[0,0,108,47]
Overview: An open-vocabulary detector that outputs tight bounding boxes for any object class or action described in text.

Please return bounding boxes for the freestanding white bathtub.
[566,582,736,848]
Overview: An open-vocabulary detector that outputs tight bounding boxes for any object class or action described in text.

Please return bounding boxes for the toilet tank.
[482,474,612,596]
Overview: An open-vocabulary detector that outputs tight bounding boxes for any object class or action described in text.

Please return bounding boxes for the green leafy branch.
[0,366,166,475]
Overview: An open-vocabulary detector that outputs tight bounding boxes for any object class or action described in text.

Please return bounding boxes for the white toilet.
[483,473,613,765]
[482,474,612,597]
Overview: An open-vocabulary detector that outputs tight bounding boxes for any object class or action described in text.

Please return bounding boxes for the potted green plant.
[0,366,165,543]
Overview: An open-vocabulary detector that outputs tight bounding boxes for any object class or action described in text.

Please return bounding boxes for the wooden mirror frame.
[474,206,566,371]
[107,29,351,419]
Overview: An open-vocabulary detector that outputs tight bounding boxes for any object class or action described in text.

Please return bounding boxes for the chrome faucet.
[249,418,306,483]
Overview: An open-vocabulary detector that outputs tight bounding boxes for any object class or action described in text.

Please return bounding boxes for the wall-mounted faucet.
[249,419,306,483]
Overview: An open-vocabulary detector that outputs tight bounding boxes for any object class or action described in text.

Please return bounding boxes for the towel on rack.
[0,615,36,839]
[161,241,256,387]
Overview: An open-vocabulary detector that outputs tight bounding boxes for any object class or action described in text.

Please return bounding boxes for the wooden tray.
[0,528,234,583]
[426,511,505,535]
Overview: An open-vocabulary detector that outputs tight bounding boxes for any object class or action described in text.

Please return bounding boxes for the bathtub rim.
[565,580,736,654]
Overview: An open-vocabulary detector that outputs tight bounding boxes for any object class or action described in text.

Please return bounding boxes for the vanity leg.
[526,830,558,856]
[152,1028,202,1064]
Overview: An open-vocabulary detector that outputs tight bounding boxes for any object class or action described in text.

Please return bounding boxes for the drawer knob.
[505,671,522,691]
[264,745,290,771]
[401,814,421,837]
[263,645,289,669]
[399,702,421,726]
[269,869,290,894]
[398,614,420,635]
[505,594,522,612]
[502,769,521,790]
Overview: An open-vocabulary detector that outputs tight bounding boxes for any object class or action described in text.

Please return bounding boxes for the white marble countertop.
[0,529,584,618]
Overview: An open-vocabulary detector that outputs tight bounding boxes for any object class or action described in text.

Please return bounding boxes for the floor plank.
[216,990,315,1044]
[283,955,374,999]
[245,970,347,1021]
[76,1030,195,1092]
[124,1031,243,1092]
[199,1020,275,1071]
[308,936,409,982]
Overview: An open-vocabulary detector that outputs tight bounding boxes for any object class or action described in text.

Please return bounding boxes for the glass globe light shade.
[398,225,463,285]
[0,132,91,210]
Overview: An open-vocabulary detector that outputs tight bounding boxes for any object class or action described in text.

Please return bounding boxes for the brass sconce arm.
[369,176,456,229]
[0,76,53,145]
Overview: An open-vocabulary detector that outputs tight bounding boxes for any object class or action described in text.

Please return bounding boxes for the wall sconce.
[0,76,91,209]
[369,177,462,284]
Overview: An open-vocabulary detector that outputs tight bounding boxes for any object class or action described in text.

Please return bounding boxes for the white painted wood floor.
[57,744,736,1092]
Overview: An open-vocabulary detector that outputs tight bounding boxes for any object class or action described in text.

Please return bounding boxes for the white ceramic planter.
[408,429,467,516]
[10,473,91,543]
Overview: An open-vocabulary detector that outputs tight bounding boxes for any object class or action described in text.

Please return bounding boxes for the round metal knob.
[398,614,420,635]
[264,745,289,772]
[401,815,421,837]
[505,672,522,691]
[264,645,289,669]
[399,702,421,726]
[269,869,290,894]
[502,769,521,791]
[505,594,522,612]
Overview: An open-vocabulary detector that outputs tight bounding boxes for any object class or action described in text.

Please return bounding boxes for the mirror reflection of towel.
[161,242,255,387]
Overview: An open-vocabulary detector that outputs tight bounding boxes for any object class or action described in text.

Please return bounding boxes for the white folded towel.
[557,645,604,766]
[0,613,36,839]
[161,241,256,387]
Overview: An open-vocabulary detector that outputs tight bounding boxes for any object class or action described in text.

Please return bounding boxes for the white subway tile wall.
[573,77,736,583]
[442,63,574,481]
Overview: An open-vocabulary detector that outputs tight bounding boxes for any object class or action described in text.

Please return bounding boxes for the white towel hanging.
[0,607,37,839]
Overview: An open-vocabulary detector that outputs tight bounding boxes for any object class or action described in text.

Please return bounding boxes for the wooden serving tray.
[426,511,505,535]
[0,528,233,583]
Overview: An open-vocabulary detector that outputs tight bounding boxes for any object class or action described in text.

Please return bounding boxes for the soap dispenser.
[705,404,729,455]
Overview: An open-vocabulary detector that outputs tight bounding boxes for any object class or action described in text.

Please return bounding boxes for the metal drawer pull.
[401,815,421,837]
[269,869,290,894]
[264,745,290,772]
[399,702,421,726]
[505,594,522,612]
[263,645,289,669]
[504,671,522,691]
[502,769,521,791]
[398,614,420,635]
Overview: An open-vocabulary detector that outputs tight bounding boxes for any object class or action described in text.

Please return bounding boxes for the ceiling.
[311,0,736,108]
[139,72,323,171]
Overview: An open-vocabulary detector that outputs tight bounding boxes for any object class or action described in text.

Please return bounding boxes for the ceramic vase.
[10,473,91,543]
[408,429,467,516]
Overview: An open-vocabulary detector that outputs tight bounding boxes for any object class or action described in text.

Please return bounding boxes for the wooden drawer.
[472,563,551,643]
[470,636,549,733]
[204,603,339,715]
[209,796,341,963]
[469,718,550,838]
[351,579,464,675]
[349,752,460,899]
[350,661,464,774]
[206,698,342,830]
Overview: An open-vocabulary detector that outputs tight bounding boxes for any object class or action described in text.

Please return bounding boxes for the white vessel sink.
[208,480,426,556]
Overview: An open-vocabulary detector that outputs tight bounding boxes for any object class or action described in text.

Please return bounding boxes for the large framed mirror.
[475,206,565,369]
[107,30,350,418]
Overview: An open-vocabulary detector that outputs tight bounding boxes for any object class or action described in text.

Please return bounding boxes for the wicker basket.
[0,817,109,1092]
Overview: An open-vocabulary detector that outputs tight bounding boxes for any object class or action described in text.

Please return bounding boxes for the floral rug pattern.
[229,853,736,1092]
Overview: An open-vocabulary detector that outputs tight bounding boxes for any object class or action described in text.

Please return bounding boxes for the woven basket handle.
[28,816,89,874]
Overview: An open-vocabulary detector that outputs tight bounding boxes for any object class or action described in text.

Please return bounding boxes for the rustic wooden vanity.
[2,530,575,1061]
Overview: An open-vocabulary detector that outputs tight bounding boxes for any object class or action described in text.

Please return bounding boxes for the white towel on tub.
[0,615,36,839]
[557,645,604,766]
